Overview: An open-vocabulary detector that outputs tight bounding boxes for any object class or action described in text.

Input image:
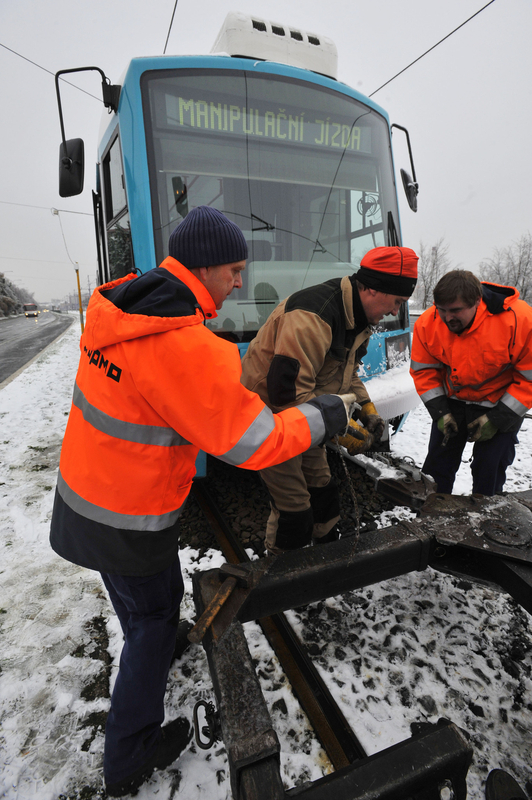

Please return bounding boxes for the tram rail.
[191,480,367,769]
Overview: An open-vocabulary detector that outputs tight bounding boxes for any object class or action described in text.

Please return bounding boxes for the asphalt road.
[0,311,74,386]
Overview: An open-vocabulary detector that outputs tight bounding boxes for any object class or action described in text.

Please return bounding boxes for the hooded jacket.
[410,282,532,431]
[241,276,372,412]
[50,258,346,575]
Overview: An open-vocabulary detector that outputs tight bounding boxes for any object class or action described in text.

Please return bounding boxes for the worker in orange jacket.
[50,206,355,797]
[411,269,532,495]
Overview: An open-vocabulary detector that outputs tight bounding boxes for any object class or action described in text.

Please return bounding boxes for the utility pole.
[75,264,85,333]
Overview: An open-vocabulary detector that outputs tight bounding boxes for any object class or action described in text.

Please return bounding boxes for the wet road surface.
[0,311,73,386]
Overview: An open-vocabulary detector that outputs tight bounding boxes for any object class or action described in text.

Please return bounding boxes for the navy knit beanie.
[168,206,248,268]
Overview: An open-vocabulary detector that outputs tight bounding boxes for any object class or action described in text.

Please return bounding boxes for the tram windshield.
[142,69,403,340]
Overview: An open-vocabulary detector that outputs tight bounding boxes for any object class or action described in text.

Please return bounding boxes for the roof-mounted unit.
[211,11,338,79]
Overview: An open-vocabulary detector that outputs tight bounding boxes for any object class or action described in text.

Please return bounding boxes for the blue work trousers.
[100,555,184,784]
[423,420,518,495]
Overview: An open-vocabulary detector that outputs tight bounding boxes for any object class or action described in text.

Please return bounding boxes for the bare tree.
[411,238,452,309]
[479,233,532,302]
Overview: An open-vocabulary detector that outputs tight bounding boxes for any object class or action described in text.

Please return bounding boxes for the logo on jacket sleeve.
[84,346,122,383]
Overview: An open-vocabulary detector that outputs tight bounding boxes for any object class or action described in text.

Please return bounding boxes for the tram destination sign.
[163,92,373,154]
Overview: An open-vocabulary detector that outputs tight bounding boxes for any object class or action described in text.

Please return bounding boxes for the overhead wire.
[163,0,179,55]
[0,200,92,216]
[0,42,101,102]
[2,2,497,104]
[51,209,78,267]
[369,0,497,96]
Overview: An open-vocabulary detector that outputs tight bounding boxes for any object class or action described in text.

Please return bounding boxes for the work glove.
[357,402,385,442]
[467,414,498,442]
[437,412,459,446]
[337,393,360,427]
[336,419,374,455]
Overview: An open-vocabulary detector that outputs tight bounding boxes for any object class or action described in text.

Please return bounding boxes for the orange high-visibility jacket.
[50,258,346,575]
[410,282,532,431]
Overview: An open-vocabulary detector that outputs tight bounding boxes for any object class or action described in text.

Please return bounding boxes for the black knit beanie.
[168,206,248,268]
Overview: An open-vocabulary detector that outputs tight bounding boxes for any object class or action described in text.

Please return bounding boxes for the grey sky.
[1,0,530,302]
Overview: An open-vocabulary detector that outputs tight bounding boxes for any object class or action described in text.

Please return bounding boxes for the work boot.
[485,770,528,800]
[105,717,192,797]
[313,525,340,545]
[264,506,314,555]
[265,541,287,556]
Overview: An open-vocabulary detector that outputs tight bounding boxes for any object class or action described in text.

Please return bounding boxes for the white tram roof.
[210,11,338,80]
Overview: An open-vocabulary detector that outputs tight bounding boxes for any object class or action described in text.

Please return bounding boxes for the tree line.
[410,233,532,309]
[0,273,37,318]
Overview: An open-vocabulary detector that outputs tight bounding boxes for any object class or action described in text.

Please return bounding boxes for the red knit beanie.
[356,246,418,297]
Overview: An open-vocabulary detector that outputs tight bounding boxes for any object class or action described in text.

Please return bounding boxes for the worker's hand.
[437,413,458,445]
[337,393,360,426]
[467,414,498,442]
[357,402,385,442]
[336,420,374,455]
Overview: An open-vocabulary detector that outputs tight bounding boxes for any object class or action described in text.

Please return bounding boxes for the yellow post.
[75,266,85,333]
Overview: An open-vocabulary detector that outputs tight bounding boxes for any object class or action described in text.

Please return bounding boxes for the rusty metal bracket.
[189,561,272,644]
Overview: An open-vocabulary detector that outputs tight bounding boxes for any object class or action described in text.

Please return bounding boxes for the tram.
[55,12,420,450]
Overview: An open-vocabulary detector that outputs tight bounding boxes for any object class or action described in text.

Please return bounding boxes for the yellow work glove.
[467,414,498,442]
[336,419,374,455]
[357,402,385,442]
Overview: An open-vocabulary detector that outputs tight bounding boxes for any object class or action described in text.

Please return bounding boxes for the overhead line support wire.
[163,0,179,54]
[0,200,92,216]
[369,0,497,96]
[0,41,101,102]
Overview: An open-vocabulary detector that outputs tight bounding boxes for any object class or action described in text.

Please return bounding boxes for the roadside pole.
[75,265,84,333]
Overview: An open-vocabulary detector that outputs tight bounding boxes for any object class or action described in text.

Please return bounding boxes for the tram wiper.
[251,213,275,232]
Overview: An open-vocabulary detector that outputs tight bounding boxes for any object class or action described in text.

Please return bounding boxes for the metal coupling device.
[193,699,221,750]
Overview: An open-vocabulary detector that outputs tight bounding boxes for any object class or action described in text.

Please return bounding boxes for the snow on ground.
[1,320,531,799]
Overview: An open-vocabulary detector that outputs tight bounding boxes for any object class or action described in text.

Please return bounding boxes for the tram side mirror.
[400,168,418,213]
[59,138,85,197]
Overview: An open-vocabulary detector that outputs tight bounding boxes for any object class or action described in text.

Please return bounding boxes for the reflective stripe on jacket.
[410,282,532,431]
[50,258,345,575]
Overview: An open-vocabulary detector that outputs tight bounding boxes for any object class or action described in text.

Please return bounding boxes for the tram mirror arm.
[391,123,419,212]
[54,66,121,197]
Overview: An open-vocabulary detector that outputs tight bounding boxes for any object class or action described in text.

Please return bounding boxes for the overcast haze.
[1,0,530,302]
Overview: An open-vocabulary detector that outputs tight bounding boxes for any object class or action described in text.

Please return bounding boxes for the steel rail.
[191,480,367,769]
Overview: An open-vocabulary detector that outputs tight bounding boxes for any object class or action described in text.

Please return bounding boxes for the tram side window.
[108,212,134,281]
[102,137,134,280]
[105,138,127,220]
